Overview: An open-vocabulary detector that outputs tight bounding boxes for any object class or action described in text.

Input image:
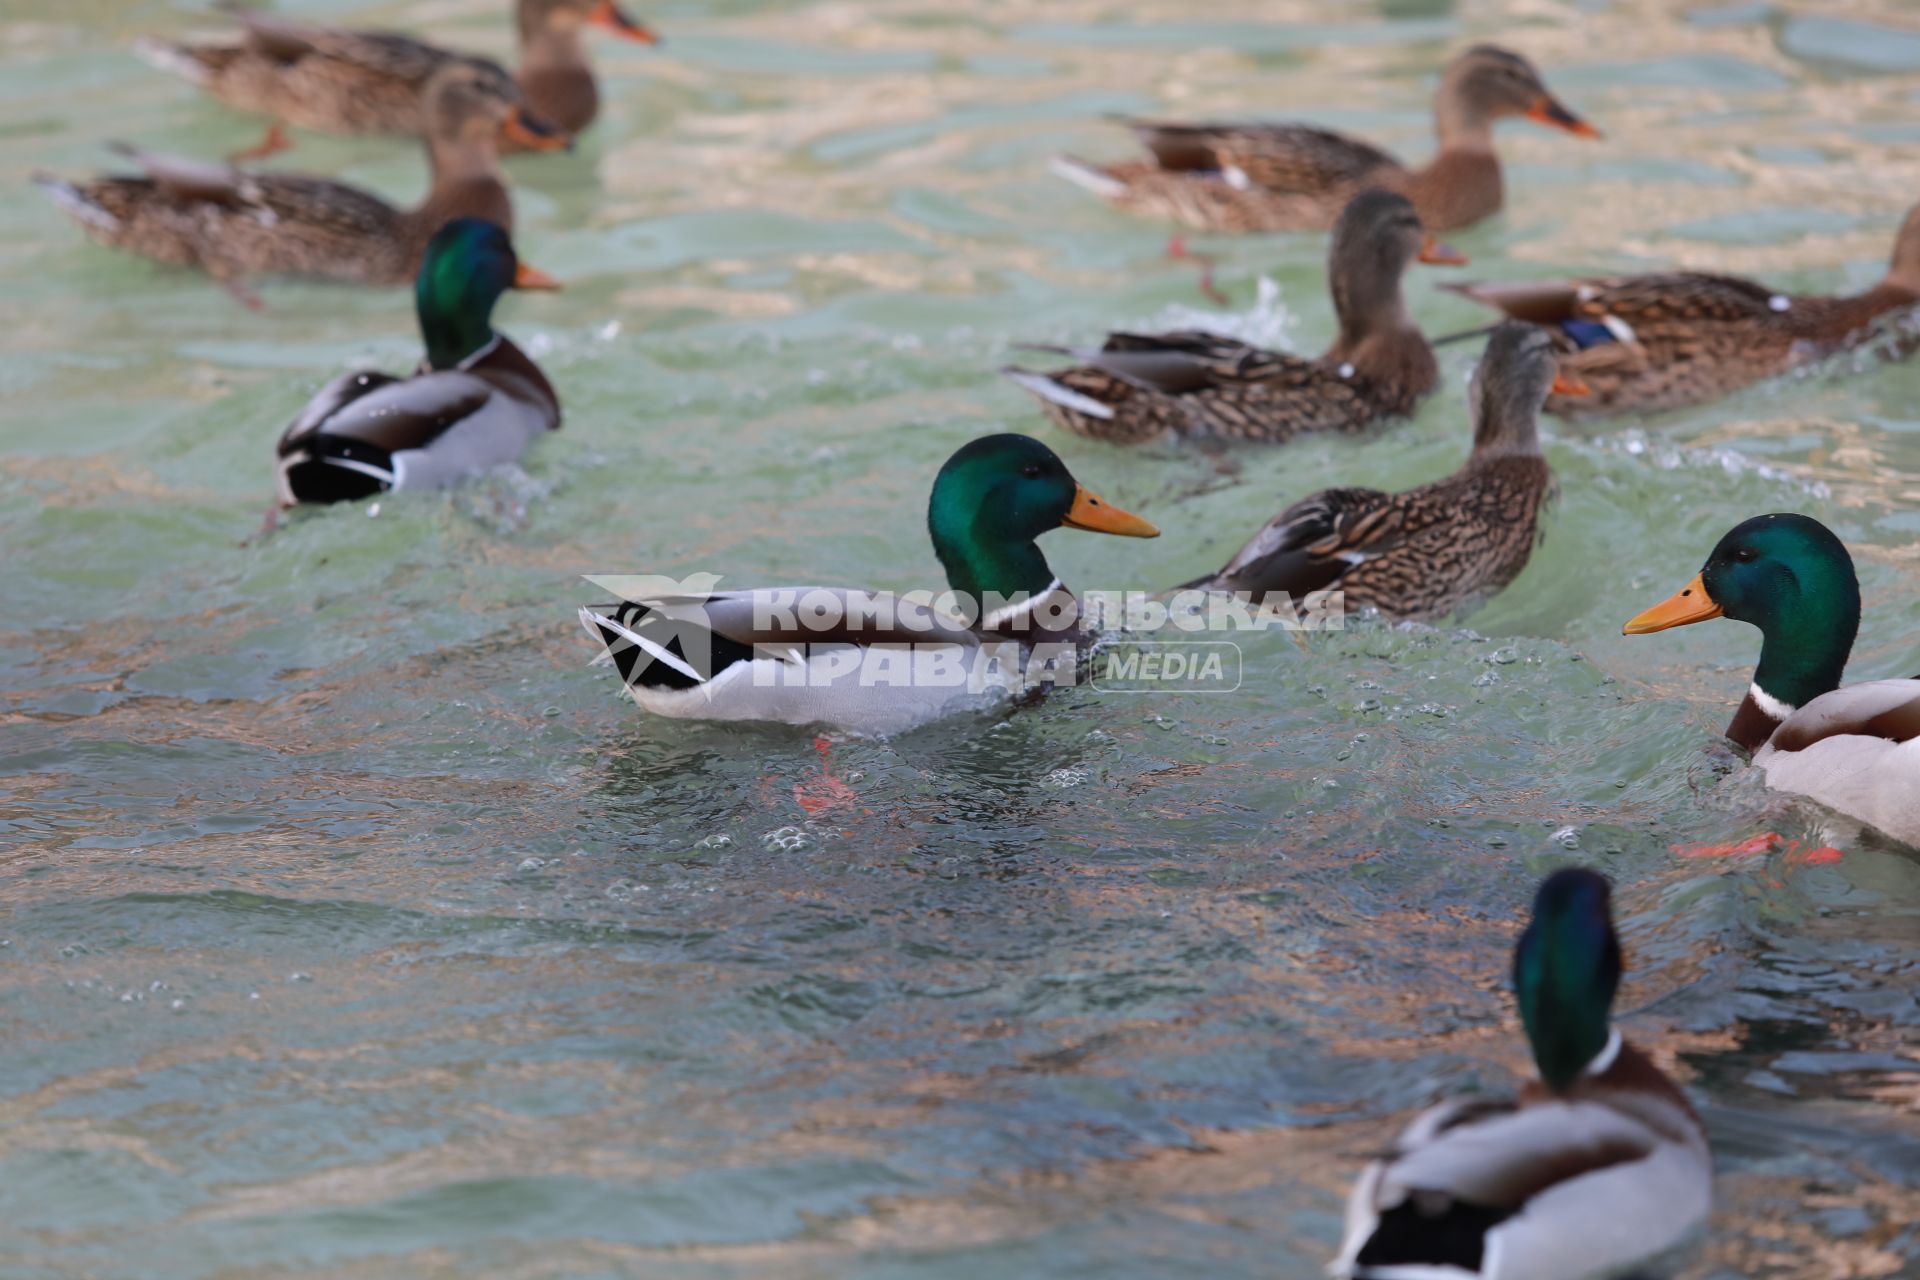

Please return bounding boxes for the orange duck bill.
[1623,573,1722,634]
[1418,233,1468,266]
[1527,95,1602,139]
[591,0,661,43]
[1062,486,1159,537]
[1551,369,1590,396]
[501,106,573,152]
[513,262,562,290]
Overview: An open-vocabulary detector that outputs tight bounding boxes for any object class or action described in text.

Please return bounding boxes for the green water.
[4,1,1919,1276]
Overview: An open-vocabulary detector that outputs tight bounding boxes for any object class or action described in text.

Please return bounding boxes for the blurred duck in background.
[1447,201,1920,416]
[1054,45,1598,233]
[275,218,562,506]
[137,0,658,162]
[36,64,565,298]
[1003,191,1462,444]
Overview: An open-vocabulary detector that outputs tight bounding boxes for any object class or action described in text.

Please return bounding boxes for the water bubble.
[1487,646,1519,665]
[695,834,734,850]
[517,857,546,872]
[605,881,636,902]
[763,826,812,852]
[1487,835,1510,848]
[170,999,186,1012]
[288,972,312,984]
[1044,767,1088,788]
[1354,698,1382,713]
[1473,671,1499,688]
[1552,826,1581,850]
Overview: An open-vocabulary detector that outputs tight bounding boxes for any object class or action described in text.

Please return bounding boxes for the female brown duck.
[1003,190,1461,445]
[1187,322,1575,621]
[139,0,657,160]
[37,64,564,295]
[1446,201,1920,415]
[1055,45,1598,234]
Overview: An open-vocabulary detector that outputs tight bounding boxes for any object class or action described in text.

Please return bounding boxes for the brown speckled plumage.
[1004,191,1446,445]
[1190,322,1558,622]
[1058,45,1596,234]
[137,0,656,146]
[1448,206,1920,415]
[39,65,528,287]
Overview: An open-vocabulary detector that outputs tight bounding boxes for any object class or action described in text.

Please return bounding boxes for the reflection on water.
[3,0,1920,1277]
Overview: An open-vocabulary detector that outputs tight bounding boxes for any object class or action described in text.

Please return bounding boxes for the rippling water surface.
[4,0,1920,1276]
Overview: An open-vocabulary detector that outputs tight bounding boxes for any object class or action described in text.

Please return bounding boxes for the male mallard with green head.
[1332,867,1712,1279]
[1446,201,1920,415]
[1185,322,1574,620]
[276,218,561,506]
[1624,514,1920,846]
[578,434,1160,735]
[1004,191,1462,445]
[1055,45,1598,234]
[138,0,657,162]
[36,63,565,295]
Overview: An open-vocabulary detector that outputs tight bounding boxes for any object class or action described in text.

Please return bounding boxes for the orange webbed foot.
[228,122,291,165]
[792,734,859,818]
[1167,235,1228,306]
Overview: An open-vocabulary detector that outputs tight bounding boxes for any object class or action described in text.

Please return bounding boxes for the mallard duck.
[1003,191,1462,445]
[578,434,1160,735]
[36,64,562,293]
[1331,867,1712,1279]
[1054,45,1598,234]
[275,218,560,506]
[1445,201,1920,415]
[1624,514,1920,846]
[1184,322,1573,621]
[137,0,656,161]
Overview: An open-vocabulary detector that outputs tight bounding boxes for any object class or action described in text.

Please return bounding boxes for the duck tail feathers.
[1000,367,1116,421]
[133,36,214,84]
[1049,155,1127,199]
[33,172,118,232]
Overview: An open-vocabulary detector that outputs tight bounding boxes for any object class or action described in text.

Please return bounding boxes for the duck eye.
[1732,547,1758,563]
[1021,464,1043,479]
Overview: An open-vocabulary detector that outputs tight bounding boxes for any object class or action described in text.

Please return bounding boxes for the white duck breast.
[1755,678,1920,845]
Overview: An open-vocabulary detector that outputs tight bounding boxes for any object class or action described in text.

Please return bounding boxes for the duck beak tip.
[513,263,563,290]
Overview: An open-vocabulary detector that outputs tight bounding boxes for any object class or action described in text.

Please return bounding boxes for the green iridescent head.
[925,434,1158,604]
[1513,867,1621,1093]
[414,218,556,370]
[1624,513,1859,710]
